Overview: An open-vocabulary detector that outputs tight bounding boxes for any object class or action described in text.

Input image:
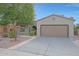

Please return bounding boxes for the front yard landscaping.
[0,4,35,49]
[0,36,31,48]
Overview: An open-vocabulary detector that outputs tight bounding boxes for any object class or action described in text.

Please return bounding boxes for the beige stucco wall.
[37,15,74,38]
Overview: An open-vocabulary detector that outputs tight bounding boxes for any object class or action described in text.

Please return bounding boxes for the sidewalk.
[0,48,38,56]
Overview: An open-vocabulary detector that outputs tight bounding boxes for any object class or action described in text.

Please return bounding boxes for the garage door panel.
[40,25,68,37]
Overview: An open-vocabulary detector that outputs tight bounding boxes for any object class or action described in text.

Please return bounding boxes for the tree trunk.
[13,23,17,41]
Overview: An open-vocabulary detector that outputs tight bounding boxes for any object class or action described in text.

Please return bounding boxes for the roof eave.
[36,14,75,22]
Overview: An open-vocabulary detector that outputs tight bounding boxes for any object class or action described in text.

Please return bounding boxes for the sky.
[34,3,79,24]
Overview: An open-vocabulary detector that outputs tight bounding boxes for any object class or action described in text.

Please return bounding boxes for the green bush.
[29,31,34,36]
[8,30,16,38]
[29,30,36,36]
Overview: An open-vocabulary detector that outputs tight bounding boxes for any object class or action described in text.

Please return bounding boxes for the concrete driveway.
[14,37,79,56]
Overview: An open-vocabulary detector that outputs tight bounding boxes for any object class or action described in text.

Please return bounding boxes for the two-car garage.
[40,25,69,37]
[37,14,74,38]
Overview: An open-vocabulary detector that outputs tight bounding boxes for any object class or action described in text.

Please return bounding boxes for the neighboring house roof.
[36,14,75,22]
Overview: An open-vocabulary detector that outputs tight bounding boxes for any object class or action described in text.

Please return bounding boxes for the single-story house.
[37,14,75,38]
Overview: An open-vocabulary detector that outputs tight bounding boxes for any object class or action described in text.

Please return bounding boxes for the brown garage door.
[40,25,69,37]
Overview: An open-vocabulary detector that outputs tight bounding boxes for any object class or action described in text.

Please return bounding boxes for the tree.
[0,4,34,26]
[75,24,79,30]
[16,4,34,26]
[16,4,35,35]
[0,3,35,40]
